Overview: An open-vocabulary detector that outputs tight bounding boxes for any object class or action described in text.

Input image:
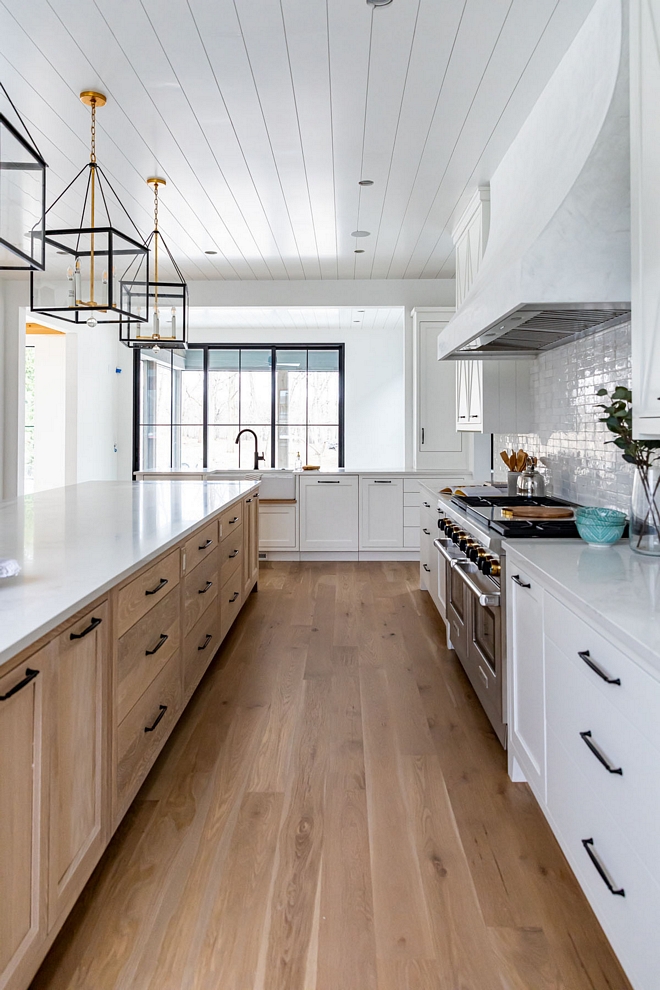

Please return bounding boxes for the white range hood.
[438,0,630,360]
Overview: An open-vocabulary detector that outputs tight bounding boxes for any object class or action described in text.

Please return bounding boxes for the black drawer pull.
[145,633,168,657]
[198,538,213,550]
[423,564,431,573]
[198,580,213,595]
[229,549,240,558]
[578,650,621,685]
[198,634,213,651]
[246,498,253,503]
[423,501,430,507]
[374,480,392,484]
[318,480,340,483]
[511,575,531,588]
[0,667,39,701]
[423,528,431,535]
[582,838,625,896]
[229,592,239,603]
[229,516,239,524]
[579,731,623,775]
[70,616,103,640]
[144,705,167,733]
[145,578,168,596]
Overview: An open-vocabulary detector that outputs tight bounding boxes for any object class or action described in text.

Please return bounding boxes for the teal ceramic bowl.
[575,507,627,546]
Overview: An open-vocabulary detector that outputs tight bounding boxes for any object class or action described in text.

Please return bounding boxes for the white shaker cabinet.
[631,0,660,437]
[456,360,531,434]
[359,478,403,550]
[258,503,298,550]
[299,475,359,552]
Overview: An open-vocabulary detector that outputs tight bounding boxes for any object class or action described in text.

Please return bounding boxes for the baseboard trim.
[258,550,421,562]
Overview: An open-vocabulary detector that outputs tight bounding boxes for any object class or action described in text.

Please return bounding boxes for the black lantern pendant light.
[120,176,188,349]
[30,91,149,327]
[0,81,47,270]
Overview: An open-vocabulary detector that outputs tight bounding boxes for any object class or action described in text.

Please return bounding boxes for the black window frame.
[133,342,345,474]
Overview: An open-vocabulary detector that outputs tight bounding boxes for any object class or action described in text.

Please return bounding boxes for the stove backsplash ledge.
[493,321,632,513]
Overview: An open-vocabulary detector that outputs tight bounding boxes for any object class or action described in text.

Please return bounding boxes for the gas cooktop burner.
[450,494,580,539]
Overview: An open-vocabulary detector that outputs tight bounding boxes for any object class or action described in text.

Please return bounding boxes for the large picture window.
[135,344,344,472]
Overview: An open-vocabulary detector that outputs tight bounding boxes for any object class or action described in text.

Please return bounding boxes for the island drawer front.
[116,652,181,817]
[546,637,660,883]
[184,520,219,574]
[547,729,660,990]
[116,590,180,725]
[117,549,180,638]
[183,548,219,637]
[183,609,222,699]
[544,591,660,750]
[220,571,243,641]
[219,531,243,588]
[219,502,243,543]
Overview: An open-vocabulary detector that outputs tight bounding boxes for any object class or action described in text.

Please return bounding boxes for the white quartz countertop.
[503,539,660,679]
[0,480,258,670]
[136,468,469,478]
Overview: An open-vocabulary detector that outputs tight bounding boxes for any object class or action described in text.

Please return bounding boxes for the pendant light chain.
[90,98,97,163]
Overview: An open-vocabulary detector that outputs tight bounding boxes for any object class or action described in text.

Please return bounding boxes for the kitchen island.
[0,480,260,990]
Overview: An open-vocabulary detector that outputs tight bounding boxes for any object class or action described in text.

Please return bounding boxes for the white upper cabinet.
[631,0,660,437]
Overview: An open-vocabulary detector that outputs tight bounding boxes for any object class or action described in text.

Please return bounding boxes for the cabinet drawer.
[404,526,420,549]
[116,652,181,815]
[403,505,420,528]
[219,501,243,543]
[183,519,218,574]
[544,591,660,751]
[404,491,421,507]
[220,571,243,641]
[546,637,660,883]
[403,479,420,493]
[183,548,219,637]
[117,549,180,637]
[219,527,243,587]
[116,589,180,725]
[547,729,660,990]
[183,609,222,699]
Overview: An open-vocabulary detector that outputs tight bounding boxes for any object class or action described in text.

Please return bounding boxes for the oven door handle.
[434,538,458,564]
[451,559,500,608]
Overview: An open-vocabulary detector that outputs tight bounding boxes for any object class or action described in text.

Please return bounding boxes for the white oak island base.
[0,481,259,990]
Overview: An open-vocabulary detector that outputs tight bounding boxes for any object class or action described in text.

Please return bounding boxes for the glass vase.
[629,464,660,555]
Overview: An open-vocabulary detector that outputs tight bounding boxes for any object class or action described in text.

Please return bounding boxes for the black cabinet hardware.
[318,480,340,483]
[145,578,168,596]
[0,667,39,701]
[511,575,531,588]
[582,838,625,896]
[229,592,239,603]
[198,581,213,595]
[459,415,466,419]
[423,501,430,508]
[229,516,239,524]
[578,650,621,685]
[423,564,431,572]
[470,414,479,418]
[246,497,253,503]
[421,427,425,444]
[144,705,167,733]
[145,633,168,657]
[423,528,431,535]
[229,549,240,558]
[579,731,623,774]
[198,538,213,550]
[374,479,392,484]
[70,616,103,640]
[198,634,213,651]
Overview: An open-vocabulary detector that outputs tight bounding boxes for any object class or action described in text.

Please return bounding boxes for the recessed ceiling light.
[205,250,217,255]
[351,230,370,237]
[354,249,365,254]
[358,179,374,186]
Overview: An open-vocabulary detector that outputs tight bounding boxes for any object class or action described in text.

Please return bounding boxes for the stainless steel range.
[434,492,579,747]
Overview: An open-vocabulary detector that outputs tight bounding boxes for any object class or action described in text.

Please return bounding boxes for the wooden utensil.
[501,506,573,519]
[516,449,526,472]
[500,450,512,469]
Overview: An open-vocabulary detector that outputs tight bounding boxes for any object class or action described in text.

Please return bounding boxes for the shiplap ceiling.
[190,306,404,331]
[0,0,596,282]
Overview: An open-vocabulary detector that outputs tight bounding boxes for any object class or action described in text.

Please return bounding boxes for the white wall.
[190,321,406,470]
[31,334,66,492]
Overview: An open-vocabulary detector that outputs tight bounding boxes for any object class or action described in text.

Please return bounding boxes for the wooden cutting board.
[501,506,574,519]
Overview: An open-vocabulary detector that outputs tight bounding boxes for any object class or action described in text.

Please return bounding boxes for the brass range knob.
[488,560,501,578]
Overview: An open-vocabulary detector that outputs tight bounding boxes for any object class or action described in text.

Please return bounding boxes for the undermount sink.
[207,470,296,500]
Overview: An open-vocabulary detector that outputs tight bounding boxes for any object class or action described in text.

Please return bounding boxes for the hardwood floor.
[30,562,631,990]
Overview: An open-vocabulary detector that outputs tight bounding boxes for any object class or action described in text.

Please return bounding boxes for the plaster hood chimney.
[438,0,630,360]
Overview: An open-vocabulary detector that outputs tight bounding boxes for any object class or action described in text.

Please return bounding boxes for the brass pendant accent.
[146,177,167,188]
[79,91,107,107]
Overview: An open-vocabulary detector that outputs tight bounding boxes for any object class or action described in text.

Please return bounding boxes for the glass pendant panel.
[0,114,46,270]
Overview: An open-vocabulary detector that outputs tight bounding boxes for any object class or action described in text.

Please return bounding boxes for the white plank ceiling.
[190,305,404,331]
[0,0,596,282]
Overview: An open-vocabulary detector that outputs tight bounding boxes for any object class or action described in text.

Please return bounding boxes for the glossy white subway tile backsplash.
[493,322,632,511]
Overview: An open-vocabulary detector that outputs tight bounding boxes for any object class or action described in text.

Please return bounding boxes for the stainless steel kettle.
[517,456,546,498]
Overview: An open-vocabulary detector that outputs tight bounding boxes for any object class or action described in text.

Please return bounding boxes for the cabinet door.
[243,494,259,595]
[507,566,545,801]
[259,503,297,549]
[0,651,48,990]
[300,476,358,551]
[48,603,108,930]
[418,322,463,454]
[360,478,403,549]
[467,361,483,429]
[456,361,470,429]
